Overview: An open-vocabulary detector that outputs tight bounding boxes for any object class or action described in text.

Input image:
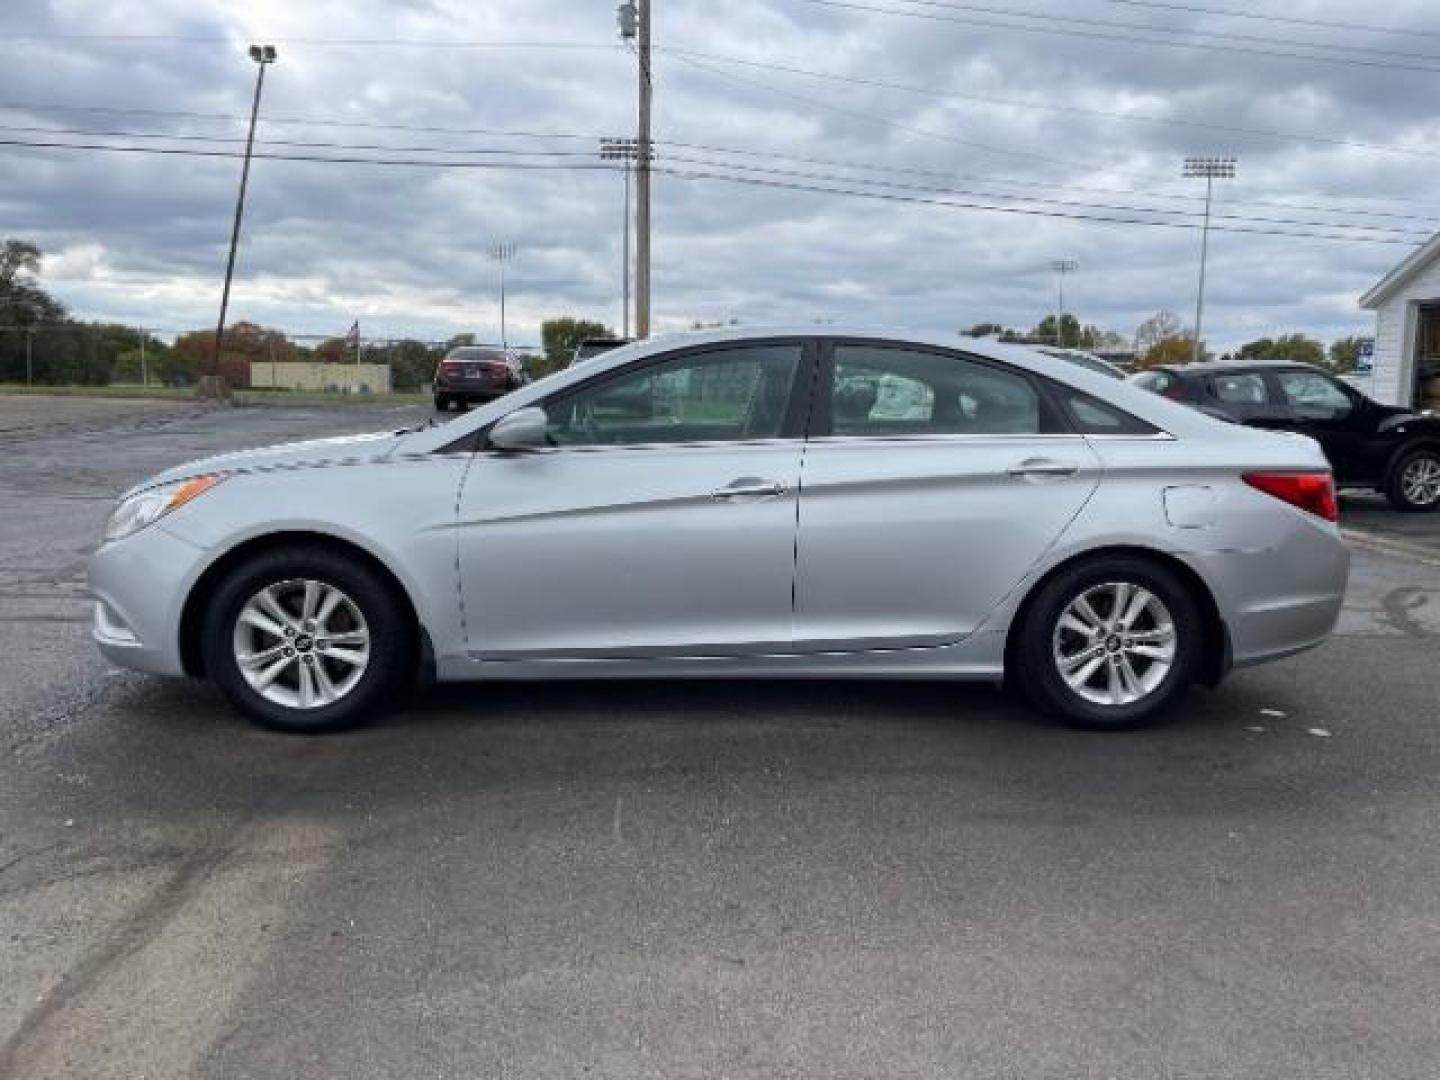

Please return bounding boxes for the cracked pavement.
[1,394,1438,1079]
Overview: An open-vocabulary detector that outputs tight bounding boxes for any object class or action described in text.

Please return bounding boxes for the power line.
[663,46,1440,162]
[0,33,616,50]
[0,137,616,171]
[0,123,600,158]
[6,117,1437,228]
[656,164,1427,246]
[790,0,1440,75]
[890,0,1440,64]
[0,100,603,143]
[1097,0,1440,40]
[0,132,1425,245]
[662,51,1440,219]
[9,94,1440,215]
[665,49,1072,167]
[6,98,1439,222]
[667,138,1440,224]
[660,152,1434,239]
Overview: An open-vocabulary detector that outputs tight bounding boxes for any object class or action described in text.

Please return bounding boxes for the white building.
[1359,232,1440,408]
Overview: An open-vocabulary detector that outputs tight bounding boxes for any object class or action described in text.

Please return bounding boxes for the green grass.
[0,384,432,407]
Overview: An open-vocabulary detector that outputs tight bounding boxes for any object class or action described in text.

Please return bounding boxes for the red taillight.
[479,361,509,375]
[1242,471,1338,522]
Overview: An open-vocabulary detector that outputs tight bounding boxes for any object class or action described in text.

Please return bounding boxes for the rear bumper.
[1184,521,1350,668]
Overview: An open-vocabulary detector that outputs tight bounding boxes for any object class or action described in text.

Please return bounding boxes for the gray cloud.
[2,0,1437,350]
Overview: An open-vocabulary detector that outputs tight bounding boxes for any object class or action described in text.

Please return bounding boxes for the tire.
[1385,447,1440,512]
[202,545,413,734]
[433,394,451,412]
[1014,555,1204,731]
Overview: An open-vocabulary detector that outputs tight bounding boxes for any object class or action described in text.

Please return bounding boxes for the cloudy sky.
[2,0,1439,351]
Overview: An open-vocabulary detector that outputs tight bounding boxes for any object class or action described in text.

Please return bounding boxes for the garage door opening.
[1416,304,1440,410]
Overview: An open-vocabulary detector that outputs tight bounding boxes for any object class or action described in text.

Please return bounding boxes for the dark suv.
[433,347,528,411]
[1132,360,1440,511]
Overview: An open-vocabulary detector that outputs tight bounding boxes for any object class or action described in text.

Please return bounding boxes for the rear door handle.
[711,479,786,500]
[1006,458,1079,479]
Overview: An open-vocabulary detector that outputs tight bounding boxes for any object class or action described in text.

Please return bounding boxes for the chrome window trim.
[480,436,804,458]
[806,432,1088,447]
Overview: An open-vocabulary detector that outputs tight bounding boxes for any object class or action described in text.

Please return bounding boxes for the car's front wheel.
[202,545,412,733]
[1015,555,1203,730]
[1386,447,1440,512]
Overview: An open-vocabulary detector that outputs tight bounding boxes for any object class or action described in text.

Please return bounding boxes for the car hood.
[121,429,404,499]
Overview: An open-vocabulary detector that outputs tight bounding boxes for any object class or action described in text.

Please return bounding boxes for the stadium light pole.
[212,44,277,394]
[1183,155,1236,366]
[488,242,516,351]
[1049,259,1078,346]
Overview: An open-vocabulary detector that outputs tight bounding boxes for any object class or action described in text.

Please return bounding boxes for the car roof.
[1149,359,1327,378]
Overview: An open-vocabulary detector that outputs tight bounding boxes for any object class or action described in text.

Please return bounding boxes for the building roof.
[1360,230,1440,310]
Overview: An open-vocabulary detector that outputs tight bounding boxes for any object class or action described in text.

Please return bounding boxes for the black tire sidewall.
[1386,448,1440,513]
[202,546,410,733]
[1017,556,1203,731]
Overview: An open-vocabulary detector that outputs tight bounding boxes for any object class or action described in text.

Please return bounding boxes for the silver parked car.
[89,327,1349,734]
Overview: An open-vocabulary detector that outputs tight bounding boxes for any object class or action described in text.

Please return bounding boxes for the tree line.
[2,236,1373,389]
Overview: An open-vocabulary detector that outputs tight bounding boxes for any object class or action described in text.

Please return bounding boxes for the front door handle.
[711,479,786,500]
[1006,458,1079,479]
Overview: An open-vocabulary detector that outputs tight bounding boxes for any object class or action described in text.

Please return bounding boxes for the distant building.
[250,361,392,395]
[1359,232,1440,408]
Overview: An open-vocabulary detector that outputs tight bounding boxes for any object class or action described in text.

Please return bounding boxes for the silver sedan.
[89,328,1349,733]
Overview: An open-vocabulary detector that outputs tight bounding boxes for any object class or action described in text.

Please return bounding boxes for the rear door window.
[829,344,1041,436]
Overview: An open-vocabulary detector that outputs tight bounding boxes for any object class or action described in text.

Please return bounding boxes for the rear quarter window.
[1052,384,1161,436]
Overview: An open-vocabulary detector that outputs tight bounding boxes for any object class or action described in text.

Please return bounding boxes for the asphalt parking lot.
[2,396,1439,1079]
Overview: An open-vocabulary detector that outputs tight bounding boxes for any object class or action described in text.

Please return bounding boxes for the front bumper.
[88,523,209,677]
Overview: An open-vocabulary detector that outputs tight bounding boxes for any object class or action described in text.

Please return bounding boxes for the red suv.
[433,347,528,411]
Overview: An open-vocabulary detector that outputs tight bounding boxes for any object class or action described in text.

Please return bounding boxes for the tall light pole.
[1183,155,1236,366]
[1049,258,1078,346]
[600,137,638,338]
[618,0,652,337]
[212,44,276,393]
[488,242,516,351]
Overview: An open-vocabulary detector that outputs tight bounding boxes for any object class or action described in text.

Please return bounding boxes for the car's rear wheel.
[1386,448,1440,512]
[202,546,411,733]
[1015,555,1203,730]
[433,393,452,412]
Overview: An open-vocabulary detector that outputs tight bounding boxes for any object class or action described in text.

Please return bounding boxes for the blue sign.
[1355,339,1374,375]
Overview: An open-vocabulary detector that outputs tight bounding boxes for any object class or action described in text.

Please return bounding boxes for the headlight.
[103,474,225,543]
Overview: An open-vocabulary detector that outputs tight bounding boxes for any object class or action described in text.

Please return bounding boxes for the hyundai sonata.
[90,328,1349,733]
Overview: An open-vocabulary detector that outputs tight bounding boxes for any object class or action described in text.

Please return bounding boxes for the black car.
[1132,360,1440,511]
[433,347,528,411]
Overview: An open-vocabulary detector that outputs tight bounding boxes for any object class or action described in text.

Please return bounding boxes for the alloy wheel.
[1400,455,1440,507]
[231,578,370,709]
[1051,581,1177,707]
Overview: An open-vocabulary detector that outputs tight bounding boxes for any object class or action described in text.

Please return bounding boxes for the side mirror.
[488,406,549,451]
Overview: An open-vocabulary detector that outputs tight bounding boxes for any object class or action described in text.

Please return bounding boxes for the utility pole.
[488,242,516,351]
[139,328,147,387]
[1049,259,1078,346]
[1183,155,1236,366]
[211,44,277,396]
[600,137,639,337]
[619,0,652,336]
[25,328,33,387]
